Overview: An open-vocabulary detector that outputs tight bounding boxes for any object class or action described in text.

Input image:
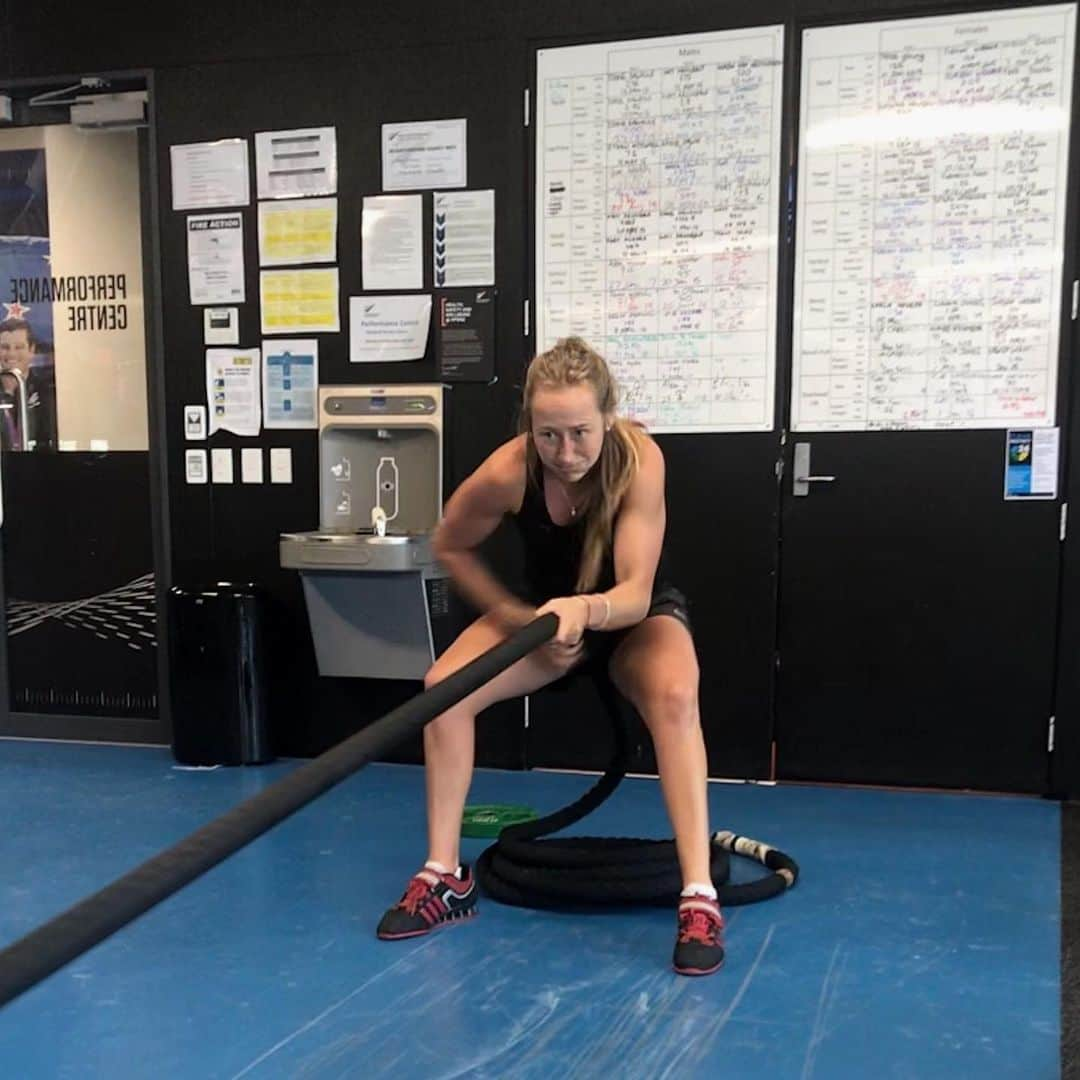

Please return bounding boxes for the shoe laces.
[399,876,434,915]
[678,907,722,945]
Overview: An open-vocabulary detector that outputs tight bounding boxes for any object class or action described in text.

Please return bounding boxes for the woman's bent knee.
[424,651,468,691]
[638,676,699,733]
[424,707,471,740]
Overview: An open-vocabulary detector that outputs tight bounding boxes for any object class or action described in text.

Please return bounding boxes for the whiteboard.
[792,4,1077,432]
[536,28,785,433]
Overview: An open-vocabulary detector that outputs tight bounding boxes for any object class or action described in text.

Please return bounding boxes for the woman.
[376,337,723,976]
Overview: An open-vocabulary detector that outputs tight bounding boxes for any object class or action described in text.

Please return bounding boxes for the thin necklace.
[550,473,581,519]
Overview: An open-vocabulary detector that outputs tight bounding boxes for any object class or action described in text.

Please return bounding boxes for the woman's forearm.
[582,583,651,632]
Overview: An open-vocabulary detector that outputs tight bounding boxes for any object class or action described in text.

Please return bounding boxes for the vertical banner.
[0,149,56,451]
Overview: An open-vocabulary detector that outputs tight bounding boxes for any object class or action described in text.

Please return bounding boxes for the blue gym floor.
[0,741,1062,1078]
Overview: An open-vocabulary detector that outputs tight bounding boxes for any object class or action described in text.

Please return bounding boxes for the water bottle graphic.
[376,456,399,526]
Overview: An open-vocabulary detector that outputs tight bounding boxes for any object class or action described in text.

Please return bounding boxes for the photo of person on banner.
[0,314,56,451]
[0,150,57,452]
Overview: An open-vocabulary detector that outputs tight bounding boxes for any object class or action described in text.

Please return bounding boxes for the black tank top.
[510,457,620,604]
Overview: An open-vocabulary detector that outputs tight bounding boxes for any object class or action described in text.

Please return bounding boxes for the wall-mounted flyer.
[205,348,261,436]
[211,447,234,484]
[204,307,239,345]
[187,213,245,304]
[260,268,340,334]
[262,339,318,429]
[436,288,495,382]
[183,405,207,440]
[382,118,466,191]
[362,194,422,290]
[185,449,208,484]
[433,190,494,287]
[241,447,264,484]
[255,127,337,199]
[349,294,432,363]
[170,139,250,210]
[258,198,337,266]
[1005,428,1060,500]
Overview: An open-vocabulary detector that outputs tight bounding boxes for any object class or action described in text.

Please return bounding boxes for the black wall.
[5,0,1080,794]
[152,42,533,763]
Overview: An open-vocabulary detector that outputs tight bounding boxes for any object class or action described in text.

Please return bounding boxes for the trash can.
[167,583,274,766]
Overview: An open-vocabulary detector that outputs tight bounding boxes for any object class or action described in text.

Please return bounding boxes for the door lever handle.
[793,444,835,497]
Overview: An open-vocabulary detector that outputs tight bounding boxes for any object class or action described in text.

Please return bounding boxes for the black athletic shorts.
[582,582,693,668]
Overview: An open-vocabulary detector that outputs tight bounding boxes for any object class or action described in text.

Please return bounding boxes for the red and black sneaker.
[376,864,478,940]
[672,895,725,976]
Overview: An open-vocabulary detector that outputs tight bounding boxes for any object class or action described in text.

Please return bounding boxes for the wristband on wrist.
[578,594,592,628]
[584,593,611,630]
[598,594,611,628]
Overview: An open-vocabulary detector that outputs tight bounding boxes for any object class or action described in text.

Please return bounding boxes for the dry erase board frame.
[791,4,1078,432]
[535,28,786,434]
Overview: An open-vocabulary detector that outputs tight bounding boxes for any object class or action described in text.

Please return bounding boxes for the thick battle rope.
[477,676,799,908]
[0,611,798,1010]
[0,615,558,1010]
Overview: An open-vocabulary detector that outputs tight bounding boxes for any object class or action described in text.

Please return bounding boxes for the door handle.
[793,443,835,497]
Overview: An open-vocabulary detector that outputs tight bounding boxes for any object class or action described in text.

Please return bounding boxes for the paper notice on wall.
[255,127,337,199]
[170,139,250,210]
[260,268,340,334]
[185,449,208,484]
[382,118,467,191]
[187,213,245,304]
[433,190,494,287]
[211,447,234,484]
[1005,427,1060,500]
[204,307,239,345]
[241,447,264,484]
[270,447,293,484]
[206,348,261,436]
[436,288,495,382]
[349,294,432,363]
[258,198,337,266]
[183,404,207,440]
[362,194,422,290]
[262,339,318,429]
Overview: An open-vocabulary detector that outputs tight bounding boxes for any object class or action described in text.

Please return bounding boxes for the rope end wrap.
[713,830,773,861]
[712,830,799,890]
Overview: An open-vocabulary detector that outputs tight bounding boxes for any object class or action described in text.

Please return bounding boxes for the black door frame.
[0,68,171,745]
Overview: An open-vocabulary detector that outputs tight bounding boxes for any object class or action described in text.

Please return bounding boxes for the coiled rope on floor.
[477,676,799,908]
